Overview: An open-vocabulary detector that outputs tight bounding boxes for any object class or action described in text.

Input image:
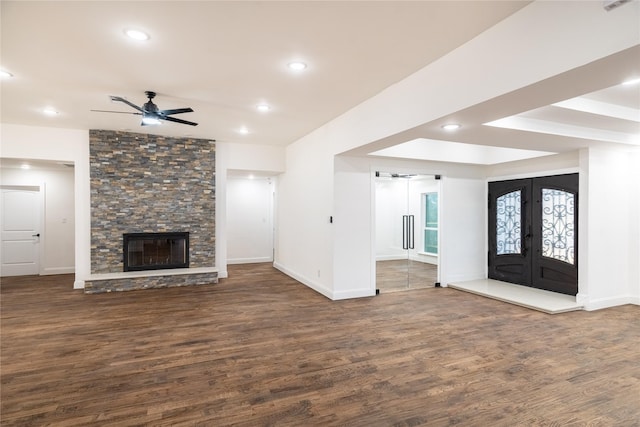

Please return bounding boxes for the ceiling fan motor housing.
[144,101,159,113]
[144,91,158,113]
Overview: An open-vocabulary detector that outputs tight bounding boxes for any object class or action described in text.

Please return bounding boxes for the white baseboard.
[42,267,75,275]
[227,257,273,265]
[333,288,376,300]
[273,262,376,301]
[273,262,333,300]
[583,295,638,311]
[442,273,485,286]
[73,280,85,290]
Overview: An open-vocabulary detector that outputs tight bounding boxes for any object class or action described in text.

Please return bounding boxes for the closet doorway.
[375,172,439,293]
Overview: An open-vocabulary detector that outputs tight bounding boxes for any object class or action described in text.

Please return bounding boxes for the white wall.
[275,135,335,296]
[225,143,286,173]
[438,177,486,284]
[1,166,75,274]
[0,124,90,288]
[331,156,374,299]
[580,147,639,310]
[226,176,275,264]
[484,151,579,181]
[632,150,640,303]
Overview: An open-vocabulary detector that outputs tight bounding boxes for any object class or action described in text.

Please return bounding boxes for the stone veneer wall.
[90,130,216,274]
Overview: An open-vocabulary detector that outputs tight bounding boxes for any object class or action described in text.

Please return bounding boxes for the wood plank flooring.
[2,263,639,426]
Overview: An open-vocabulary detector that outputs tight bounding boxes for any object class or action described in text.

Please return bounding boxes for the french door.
[488,173,578,295]
[375,173,439,293]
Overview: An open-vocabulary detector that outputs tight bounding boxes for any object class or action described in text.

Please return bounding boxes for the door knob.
[32,233,40,237]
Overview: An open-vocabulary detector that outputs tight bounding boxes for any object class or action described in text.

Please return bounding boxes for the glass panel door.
[375,174,410,292]
[375,173,439,293]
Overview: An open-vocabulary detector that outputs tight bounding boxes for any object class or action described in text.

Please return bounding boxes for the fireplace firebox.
[123,232,189,272]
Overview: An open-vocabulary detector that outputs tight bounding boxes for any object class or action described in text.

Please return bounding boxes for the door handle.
[522,225,531,256]
[32,233,40,237]
[409,215,415,249]
[402,215,408,250]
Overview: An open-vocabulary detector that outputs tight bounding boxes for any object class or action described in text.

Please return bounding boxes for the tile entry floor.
[449,279,583,314]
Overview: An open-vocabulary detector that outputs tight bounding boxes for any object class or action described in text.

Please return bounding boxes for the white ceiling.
[1,1,639,166]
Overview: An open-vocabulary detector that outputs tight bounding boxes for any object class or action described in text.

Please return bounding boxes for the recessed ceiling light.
[622,77,640,86]
[256,103,271,112]
[43,108,59,116]
[288,61,307,71]
[441,123,461,131]
[1,70,13,79]
[21,164,31,170]
[125,29,150,41]
[238,127,250,135]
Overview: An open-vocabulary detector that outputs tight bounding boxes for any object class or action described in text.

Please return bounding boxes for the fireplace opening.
[123,232,189,272]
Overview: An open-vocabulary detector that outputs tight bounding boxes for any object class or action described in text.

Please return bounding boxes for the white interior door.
[0,187,42,276]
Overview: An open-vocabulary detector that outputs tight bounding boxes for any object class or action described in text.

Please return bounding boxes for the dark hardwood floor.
[2,264,639,426]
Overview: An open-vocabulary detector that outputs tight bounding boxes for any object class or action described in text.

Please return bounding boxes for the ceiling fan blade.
[162,116,198,126]
[110,95,144,113]
[159,108,193,116]
[90,109,142,115]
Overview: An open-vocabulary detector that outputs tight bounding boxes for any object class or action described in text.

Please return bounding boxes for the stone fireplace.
[84,130,218,293]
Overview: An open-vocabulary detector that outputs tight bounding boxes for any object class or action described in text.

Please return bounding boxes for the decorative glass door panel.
[489,174,578,296]
[488,180,531,286]
[496,190,522,256]
[540,189,575,264]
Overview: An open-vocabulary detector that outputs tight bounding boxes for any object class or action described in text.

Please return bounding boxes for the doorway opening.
[0,158,76,278]
[374,172,440,293]
[226,172,276,265]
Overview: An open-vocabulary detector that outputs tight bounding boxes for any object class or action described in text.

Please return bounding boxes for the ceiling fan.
[92,91,198,126]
